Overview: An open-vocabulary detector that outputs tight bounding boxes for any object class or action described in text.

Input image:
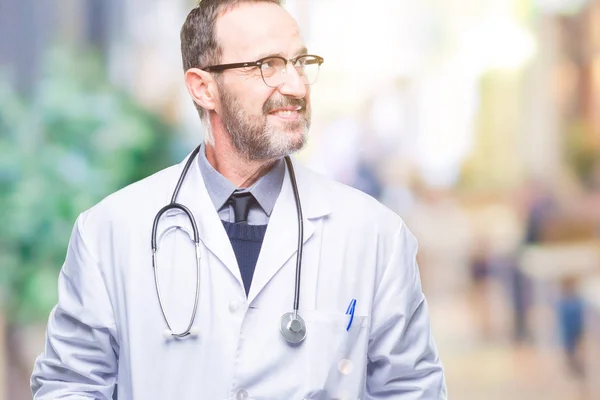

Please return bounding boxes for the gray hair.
[180,0,284,144]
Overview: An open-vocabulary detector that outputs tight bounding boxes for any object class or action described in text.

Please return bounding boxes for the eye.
[260,58,283,77]
[262,59,278,69]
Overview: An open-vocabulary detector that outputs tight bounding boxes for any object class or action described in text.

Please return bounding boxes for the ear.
[184,68,218,112]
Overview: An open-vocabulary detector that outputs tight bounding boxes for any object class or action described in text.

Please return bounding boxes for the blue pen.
[346,299,357,331]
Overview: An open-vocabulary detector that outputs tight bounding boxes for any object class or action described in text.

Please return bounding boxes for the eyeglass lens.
[260,56,321,87]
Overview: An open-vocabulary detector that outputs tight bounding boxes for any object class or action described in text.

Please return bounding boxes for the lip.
[268,106,303,114]
[267,108,303,121]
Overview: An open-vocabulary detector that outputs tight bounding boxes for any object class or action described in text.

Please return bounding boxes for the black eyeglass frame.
[202,54,324,86]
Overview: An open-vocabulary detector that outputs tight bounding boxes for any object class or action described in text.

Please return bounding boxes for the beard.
[218,84,311,161]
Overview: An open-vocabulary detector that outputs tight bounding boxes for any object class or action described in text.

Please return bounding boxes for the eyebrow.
[255,46,308,60]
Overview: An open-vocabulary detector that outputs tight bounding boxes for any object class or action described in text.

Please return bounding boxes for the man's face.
[213,2,311,161]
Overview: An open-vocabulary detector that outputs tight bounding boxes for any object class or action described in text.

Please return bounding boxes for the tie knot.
[228,192,255,224]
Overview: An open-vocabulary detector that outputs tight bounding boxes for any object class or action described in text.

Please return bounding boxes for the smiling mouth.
[268,106,304,119]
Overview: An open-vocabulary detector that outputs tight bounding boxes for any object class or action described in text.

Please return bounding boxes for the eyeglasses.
[202,54,324,88]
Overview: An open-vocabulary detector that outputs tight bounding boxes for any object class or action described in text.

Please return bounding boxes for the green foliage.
[0,47,179,323]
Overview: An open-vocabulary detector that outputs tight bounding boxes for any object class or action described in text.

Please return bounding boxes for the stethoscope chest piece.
[280,311,307,344]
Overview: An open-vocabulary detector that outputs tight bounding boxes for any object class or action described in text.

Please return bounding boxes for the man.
[31,1,447,399]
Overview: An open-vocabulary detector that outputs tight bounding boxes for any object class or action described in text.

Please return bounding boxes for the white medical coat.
[31,153,447,399]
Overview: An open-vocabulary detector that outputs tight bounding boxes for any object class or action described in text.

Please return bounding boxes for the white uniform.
[31,152,447,399]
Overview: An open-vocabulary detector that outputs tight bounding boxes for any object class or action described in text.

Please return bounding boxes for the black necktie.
[228,192,255,224]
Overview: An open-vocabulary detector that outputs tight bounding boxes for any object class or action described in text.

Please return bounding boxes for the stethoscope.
[151,145,307,344]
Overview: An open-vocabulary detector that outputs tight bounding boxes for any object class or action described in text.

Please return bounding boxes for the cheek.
[245,90,274,117]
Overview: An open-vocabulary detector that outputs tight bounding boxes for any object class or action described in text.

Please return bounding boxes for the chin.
[256,120,307,157]
[285,126,308,145]
[264,132,306,159]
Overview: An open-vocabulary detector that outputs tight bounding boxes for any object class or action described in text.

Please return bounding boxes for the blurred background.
[1,0,600,398]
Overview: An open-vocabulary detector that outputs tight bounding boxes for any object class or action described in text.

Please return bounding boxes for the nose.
[277,63,307,98]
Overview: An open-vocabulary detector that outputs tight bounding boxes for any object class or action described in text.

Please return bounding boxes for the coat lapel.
[158,150,242,285]
[248,158,331,303]
[155,151,332,300]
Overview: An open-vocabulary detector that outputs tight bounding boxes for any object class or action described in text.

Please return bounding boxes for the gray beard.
[219,88,311,161]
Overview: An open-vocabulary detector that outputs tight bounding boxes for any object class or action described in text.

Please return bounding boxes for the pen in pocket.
[346,298,357,331]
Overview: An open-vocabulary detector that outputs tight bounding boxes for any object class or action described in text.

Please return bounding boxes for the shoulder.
[77,163,181,231]
[295,162,405,236]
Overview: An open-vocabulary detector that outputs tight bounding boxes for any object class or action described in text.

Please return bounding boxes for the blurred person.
[30,1,446,399]
[511,179,557,343]
[556,277,585,377]
[468,238,494,340]
[523,180,556,245]
[351,157,384,200]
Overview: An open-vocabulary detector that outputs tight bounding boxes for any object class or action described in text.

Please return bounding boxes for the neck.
[205,139,277,189]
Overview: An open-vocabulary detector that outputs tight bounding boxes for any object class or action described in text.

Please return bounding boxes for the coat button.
[229,301,242,313]
[338,359,354,375]
[236,389,249,400]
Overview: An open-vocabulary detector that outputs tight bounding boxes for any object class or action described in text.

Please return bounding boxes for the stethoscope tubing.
[283,156,303,313]
[151,145,305,342]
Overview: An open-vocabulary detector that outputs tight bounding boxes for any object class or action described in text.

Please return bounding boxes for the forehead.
[215,2,304,60]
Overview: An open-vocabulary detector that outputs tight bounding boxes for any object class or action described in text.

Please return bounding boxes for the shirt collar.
[197,143,284,216]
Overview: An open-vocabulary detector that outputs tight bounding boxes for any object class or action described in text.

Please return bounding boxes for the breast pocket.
[303,310,370,400]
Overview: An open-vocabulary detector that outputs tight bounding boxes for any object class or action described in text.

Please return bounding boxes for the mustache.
[263,97,307,114]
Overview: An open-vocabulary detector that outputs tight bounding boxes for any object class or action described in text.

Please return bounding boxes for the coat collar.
[159,148,332,302]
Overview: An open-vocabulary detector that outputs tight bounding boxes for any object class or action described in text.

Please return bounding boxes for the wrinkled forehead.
[215,2,305,61]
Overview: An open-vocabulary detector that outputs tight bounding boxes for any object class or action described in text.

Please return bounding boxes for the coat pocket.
[303,310,370,400]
